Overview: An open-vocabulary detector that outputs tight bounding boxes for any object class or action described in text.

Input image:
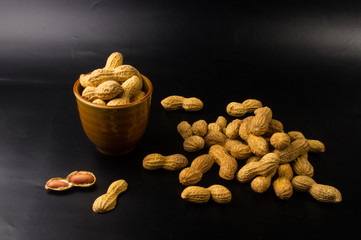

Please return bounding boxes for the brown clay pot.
[73,74,152,155]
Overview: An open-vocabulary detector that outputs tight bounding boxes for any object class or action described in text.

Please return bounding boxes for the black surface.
[1,1,360,239]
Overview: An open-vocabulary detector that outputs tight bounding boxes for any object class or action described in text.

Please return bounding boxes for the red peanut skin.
[70,174,94,184]
[47,180,69,188]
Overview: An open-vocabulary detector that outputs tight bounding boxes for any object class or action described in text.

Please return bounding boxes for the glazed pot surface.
[73,74,152,155]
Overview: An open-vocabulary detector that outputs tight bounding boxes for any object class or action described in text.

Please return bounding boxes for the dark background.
[0,0,360,239]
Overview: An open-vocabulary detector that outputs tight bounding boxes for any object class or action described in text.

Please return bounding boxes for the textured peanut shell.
[190,154,215,173]
[192,120,208,137]
[179,167,203,186]
[92,179,128,213]
[292,175,317,192]
[246,155,262,164]
[309,184,342,203]
[292,153,314,177]
[288,131,305,141]
[251,176,272,193]
[204,130,227,148]
[181,186,211,204]
[142,153,188,171]
[92,99,106,105]
[236,153,280,183]
[80,66,137,87]
[81,86,97,101]
[292,175,342,202]
[130,90,146,103]
[247,134,269,157]
[208,145,238,180]
[277,164,293,180]
[208,123,222,133]
[249,107,273,136]
[161,96,185,110]
[225,119,242,139]
[226,102,247,117]
[273,139,310,164]
[114,75,143,105]
[250,167,277,194]
[215,116,227,129]
[308,140,326,153]
[107,98,124,106]
[239,120,252,141]
[95,80,124,100]
[177,121,193,140]
[270,132,291,150]
[273,177,293,200]
[113,65,139,83]
[182,97,203,111]
[178,154,214,185]
[224,139,252,160]
[263,119,284,137]
[183,135,205,152]
[208,185,232,204]
[104,52,123,70]
[242,99,263,112]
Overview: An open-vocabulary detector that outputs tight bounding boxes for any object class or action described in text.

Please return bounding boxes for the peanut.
[208,185,232,204]
[95,80,124,100]
[292,153,314,177]
[179,154,214,185]
[270,132,291,150]
[81,86,97,101]
[181,186,211,204]
[208,123,222,133]
[238,119,269,157]
[104,52,123,70]
[142,153,188,171]
[66,171,96,187]
[208,145,238,180]
[273,138,310,164]
[236,153,280,183]
[250,168,276,193]
[249,107,273,136]
[92,99,106,105]
[183,135,205,152]
[92,179,128,213]
[288,131,325,153]
[204,130,252,160]
[226,99,263,117]
[46,179,69,189]
[177,121,193,140]
[215,116,228,129]
[45,171,96,191]
[192,120,208,137]
[130,90,146,102]
[69,173,95,185]
[308,140,326,153]
[292,176,342,203]
[273,164,294,200]
[181,184,231,204]
[107,75,143,105]
[263,119,284,137]
[225,119,242,139]
[161,96,203,111]
[79,65,138,87]
[208,116,227,133]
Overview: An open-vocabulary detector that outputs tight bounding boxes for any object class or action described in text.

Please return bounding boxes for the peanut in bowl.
[73,73,153,155]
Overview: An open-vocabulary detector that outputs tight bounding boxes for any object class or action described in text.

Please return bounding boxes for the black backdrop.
[0,0,360,239]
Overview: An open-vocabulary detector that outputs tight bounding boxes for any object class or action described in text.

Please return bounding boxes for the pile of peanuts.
[79,52,147,106]
[143,98,342,204]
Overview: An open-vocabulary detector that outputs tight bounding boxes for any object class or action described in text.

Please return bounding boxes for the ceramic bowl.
[73,74,152,155]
